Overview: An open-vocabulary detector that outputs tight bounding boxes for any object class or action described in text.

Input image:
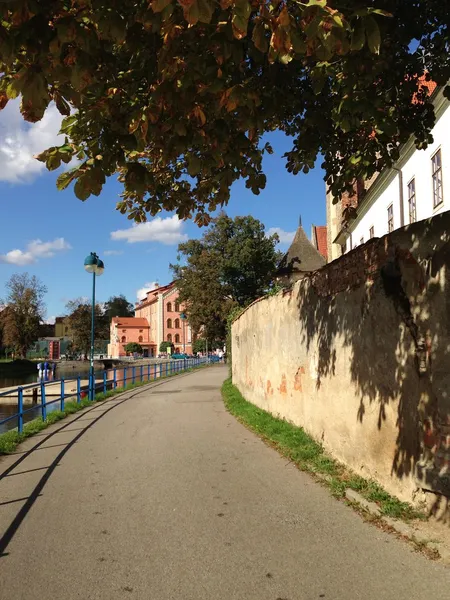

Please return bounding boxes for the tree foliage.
[66,298,109,357]
[104,294,134,322]
[0,274,47,358]
[159,340,174,353]
[124,342,143,355]
[172,213,279,341]
[0,1,448,223]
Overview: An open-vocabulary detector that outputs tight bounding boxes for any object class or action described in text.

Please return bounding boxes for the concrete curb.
[344,488,450,563]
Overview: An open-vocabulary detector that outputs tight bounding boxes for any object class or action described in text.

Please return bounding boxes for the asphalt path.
[0,365,449,599]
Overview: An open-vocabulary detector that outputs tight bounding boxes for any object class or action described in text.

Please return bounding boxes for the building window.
[369,226,374,239]
[122,329,126,333]
[138,336,143,343]
[166,302,172,312]
[387,204,394,233]
[175,334,180,343]
[174,318,180,329]
[167,334,172,342]
[432,149,443,208]
[408,178,416,223]
[175,302,180,312]
[121,336,126,343]
[139,329,143,333]
[360,237,364,245]
[167,318,172,329]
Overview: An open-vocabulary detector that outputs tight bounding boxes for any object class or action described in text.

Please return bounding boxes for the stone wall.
[232,212,450,513]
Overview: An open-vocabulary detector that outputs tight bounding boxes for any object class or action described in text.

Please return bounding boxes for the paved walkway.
[0,366,449,599]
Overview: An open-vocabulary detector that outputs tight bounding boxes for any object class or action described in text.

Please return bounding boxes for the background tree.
[172,213,280,342]
[66,299,109,358]
[192,338,221,354]
[0,2,448,223]
[0,274,47,358]
[104,295,134,322]
[159,341,174,354]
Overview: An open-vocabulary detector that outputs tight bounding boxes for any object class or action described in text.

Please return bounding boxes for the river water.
[0,362,171,434]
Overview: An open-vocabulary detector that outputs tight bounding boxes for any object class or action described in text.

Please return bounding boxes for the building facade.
[107,282,193,358]
[327,81,449,258]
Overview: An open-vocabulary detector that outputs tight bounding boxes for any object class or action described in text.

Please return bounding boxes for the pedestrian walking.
[43,360,49,380]
[37,361,43,380]
[52,362,57,380]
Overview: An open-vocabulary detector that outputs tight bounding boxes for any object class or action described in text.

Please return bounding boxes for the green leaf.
[151,0,172,12]
[56,168,78,190]
[187,155,202,177]
[252,20,268,53]
[351,18,365,51]
[365,16,381,54]
[74,178,90,201]
[197,0,214,24]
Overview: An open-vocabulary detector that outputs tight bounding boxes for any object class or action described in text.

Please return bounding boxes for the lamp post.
[180,312,187,354]
[84,252,105,400]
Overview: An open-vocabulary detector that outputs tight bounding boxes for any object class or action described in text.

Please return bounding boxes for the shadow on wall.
[297,212,450,521]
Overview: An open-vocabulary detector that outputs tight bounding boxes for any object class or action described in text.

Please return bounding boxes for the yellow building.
[54,317,72,339]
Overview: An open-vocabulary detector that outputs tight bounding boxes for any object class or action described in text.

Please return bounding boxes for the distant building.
[107,282,193,358]
[55,317,73,340]
[327,78,449,257]
[275,222,326,285]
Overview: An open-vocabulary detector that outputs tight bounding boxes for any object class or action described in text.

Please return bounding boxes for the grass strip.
[222,378,424,521]
[0,364,208,455]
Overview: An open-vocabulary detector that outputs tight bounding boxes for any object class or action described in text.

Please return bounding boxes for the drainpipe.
[392,166,405,227]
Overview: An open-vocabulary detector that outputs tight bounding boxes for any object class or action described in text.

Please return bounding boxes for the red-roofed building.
[107,283,193,357]
[311,225,328,261]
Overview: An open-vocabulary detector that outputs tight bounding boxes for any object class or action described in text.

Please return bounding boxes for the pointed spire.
[299,214,302,227]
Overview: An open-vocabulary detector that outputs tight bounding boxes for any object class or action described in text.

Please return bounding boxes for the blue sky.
[0,100,326,321]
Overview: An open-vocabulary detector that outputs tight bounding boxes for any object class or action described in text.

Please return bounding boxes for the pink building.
[107,283,193,358]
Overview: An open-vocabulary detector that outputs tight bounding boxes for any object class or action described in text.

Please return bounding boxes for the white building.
[328,83,449,258]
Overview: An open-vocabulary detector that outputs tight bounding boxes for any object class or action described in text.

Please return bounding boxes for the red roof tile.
[112,317,148,327]
[312,225,328,260]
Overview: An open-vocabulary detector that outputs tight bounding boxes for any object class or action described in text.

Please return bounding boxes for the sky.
[0,99,326,322]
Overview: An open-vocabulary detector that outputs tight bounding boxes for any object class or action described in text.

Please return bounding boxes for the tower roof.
[276,224,326,278]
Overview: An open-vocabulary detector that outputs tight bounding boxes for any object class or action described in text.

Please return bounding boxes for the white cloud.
[267,227,296,245]
[103,250,123,256]
[111,215,188,245]
[0,238,71,266]
[0,99,65,183]
[137,281,159,301]
[45,316,56,325]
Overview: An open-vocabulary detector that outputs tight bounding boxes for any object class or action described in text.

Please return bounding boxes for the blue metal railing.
[0,356,216,435]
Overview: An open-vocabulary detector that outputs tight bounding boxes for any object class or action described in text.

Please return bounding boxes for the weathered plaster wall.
[232,212,450,509]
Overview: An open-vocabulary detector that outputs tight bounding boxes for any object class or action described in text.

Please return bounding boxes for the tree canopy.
[171,213,280,341]
[104,294,134,322]
[0,273,47,358]
[1,1,448,223]
[66,298,109,357]
[124,341,143,355]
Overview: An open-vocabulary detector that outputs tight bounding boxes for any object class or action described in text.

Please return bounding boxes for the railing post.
[18,387,23,434]
[132,366,136,385]
[140,365,143,382]
[77,377,81,404]
[124,367,127,387]
[160,363,162,379]
[41,382,47,421]
[60,378,65,412]
[113,368,117,390]
[103,371,107,393]
[147,364,150,381]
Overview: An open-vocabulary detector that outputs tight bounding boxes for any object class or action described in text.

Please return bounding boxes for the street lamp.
[180,312,187,354]
[84,252,105,399]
